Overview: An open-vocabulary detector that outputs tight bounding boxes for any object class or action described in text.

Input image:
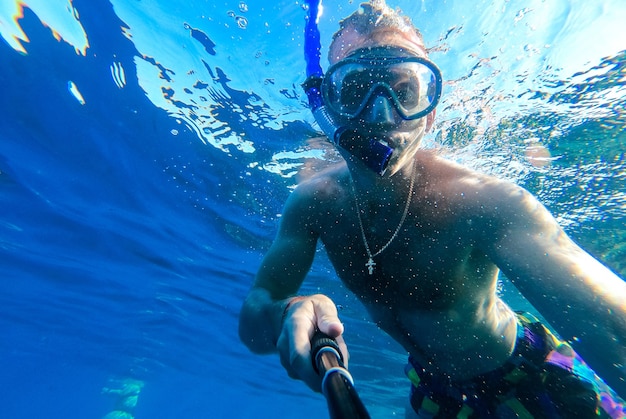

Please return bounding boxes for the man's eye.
[341,71,370,106]
[394,81,418,104]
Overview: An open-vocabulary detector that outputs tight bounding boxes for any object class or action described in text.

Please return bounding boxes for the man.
[239,1,626,417]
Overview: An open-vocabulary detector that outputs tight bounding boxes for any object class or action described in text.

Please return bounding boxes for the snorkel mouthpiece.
[337,131,393,175]
[302,0,393,176]
[309,95,393,175]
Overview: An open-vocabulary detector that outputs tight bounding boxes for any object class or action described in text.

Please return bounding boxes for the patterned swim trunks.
[405,312,625,418]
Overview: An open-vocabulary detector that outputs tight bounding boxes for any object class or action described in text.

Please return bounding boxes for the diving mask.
[321,46,442,121]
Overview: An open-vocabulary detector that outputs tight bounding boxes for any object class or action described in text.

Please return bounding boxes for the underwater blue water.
[1,0,625,418]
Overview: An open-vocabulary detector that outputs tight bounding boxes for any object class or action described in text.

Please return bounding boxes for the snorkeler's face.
[327,30,438,175]
[326,50,436,151]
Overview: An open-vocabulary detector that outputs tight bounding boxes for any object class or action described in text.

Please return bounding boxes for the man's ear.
[425,109,436,132]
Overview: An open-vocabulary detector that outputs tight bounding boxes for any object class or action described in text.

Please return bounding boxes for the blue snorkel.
[302,0,393,176]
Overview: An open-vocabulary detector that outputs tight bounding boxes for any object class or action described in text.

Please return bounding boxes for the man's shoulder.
[295,164,349,198]
[415,151,528,205]
[286,164,351,218]
[415,150,494,186]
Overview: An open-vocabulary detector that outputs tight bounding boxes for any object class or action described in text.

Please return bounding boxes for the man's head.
[323,1,438,175]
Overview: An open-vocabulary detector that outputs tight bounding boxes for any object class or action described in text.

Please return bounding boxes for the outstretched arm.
[485,184,626,397]
[239,185,346,391]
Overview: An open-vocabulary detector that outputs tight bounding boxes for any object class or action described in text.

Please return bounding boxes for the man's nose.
[362,94,395,124]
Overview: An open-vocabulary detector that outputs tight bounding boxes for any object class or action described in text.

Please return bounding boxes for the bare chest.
[319,208,493,310]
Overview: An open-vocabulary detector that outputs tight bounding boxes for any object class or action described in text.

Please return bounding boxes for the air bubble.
[236,16,248,29]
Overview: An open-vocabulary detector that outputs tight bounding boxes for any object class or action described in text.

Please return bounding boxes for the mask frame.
[321,47,442,121]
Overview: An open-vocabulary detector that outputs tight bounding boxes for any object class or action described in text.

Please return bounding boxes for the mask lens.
[388,64,421,111]
[323,55,442,120]
[326,64,374,115]
[340,67,371,113]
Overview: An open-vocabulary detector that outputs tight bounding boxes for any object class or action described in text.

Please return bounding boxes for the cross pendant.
[365,257,376,275]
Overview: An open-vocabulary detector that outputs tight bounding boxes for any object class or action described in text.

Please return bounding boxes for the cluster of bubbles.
[227,1,248,29]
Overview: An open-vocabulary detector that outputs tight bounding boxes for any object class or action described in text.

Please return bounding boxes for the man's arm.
[238,185,345,391]
[239,185,319,352]
[484,183,626,397]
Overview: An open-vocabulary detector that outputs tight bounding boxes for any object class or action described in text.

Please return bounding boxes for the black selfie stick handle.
[310,330,371,419]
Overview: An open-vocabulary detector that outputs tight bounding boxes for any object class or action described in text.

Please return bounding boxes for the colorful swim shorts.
[404,312,625,418]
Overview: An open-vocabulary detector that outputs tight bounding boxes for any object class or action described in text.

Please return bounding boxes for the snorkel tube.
[302,0,393,175]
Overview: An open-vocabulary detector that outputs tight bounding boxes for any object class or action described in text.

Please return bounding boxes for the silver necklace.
[350,160,416,275]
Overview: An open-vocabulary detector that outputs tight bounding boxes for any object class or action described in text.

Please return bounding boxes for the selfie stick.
[311,330,371,419]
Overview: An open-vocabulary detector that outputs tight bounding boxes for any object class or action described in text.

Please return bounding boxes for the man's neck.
[347,155,416,203]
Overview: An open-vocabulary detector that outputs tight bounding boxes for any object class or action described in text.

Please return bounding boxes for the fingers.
[313,297,349,367]
[277,298,318,390]
[314,297,344,338]
[276,294,348,392]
